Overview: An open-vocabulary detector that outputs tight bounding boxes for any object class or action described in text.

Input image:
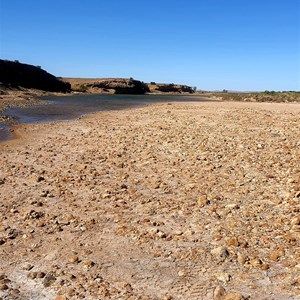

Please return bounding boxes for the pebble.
[83,260,95,267]
[0,284,8,291]
[211,246,229,261]
[291,217,300,226]
[224,291,245,300]
[269,250,285,261]
[69,255,79,264]
[237,253,248,265]
[197,195,209,207]
[55,295,68,300]
[214,285,226,300]
[42,273,56,287]
[216,272,231,283]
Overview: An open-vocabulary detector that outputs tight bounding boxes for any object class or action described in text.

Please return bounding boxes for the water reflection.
[0,94,208,142]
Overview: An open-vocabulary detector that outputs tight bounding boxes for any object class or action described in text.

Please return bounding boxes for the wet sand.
[0,101,300,299]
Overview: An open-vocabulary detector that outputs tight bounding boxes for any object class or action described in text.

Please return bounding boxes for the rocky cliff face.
[0,60,70,92]
[91,78,150,94]
[68,78,150,95]
[148,83,195,94]
[67,78,195,95]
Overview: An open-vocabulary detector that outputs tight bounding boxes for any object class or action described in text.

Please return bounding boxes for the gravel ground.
[0,101,299,300]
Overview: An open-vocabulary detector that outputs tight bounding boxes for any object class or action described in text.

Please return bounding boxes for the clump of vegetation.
[264,90,276,95]
[76,84,88,92]
[155,84,194,93]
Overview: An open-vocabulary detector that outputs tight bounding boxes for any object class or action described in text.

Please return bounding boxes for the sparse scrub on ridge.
[201,91,300,103]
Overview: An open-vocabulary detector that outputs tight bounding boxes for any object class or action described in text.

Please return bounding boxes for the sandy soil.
[0,101,300,300]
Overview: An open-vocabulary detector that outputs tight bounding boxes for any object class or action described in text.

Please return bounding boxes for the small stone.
[55,295,68,300]
[269,249,284,261]
[40,190,48,197]
[157,230,167,238]
[211,246,229,261]
[83,260,95,267]
[37,271,46,278]
[173,230,183,236]
[249,258,263,268]
[237,253,248,265]
[6,228,18,239]
[27,272,38,279]
[291,217,300,226]
[0,284,9,291]
[177,270,185,277]
[259,263,270,270]
[122,282,133,293]
[43,273,56,287]
[69,255,79,264]
[98,286,110,297]
[216,272,231,283]
[225,291,245,300]
[197,195,209,207]
[67,288,75,297]
[0,279,10,285]
[10,289,20,296]
[30,210,44,219]
[225,203,239,210]
[225,237,239,247]
[23,264,34,271]
[36,176,45,182]
[214,285,226,300]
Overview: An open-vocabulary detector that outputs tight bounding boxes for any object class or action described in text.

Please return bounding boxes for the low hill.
[64,78,150,94]
[148,82,195,94]
[0,59,70,92]
[64,78,195,94]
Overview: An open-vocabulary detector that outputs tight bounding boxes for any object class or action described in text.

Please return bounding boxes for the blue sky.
[0,0,299,91]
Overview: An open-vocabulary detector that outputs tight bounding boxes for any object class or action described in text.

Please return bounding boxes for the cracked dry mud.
[0,101,299,300]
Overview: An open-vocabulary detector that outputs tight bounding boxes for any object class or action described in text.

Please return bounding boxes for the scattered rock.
[0,101,299,299]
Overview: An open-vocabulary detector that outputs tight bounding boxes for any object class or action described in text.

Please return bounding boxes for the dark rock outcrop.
[0,59,70,92]
[155,84,194,93]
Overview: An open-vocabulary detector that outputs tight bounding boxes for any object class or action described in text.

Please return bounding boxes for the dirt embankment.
[63,78,195,95]
[0,101,299,299]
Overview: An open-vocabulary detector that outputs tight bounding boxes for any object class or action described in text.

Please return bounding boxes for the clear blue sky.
[0,0,299,91]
